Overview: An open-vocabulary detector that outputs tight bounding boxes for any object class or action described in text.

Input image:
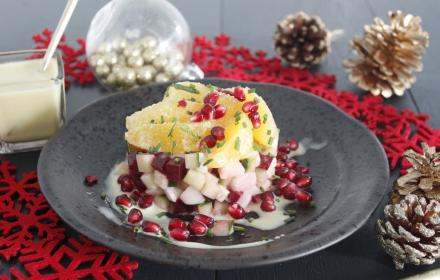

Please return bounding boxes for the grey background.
[1,0,439,279]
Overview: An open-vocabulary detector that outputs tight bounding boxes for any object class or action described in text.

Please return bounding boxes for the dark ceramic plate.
[38,79,388,269]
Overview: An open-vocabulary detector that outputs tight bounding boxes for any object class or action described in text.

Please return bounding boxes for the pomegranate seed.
[168,218,188,230]
[286,171,297,181]
[296,175,312,188]
[127,208,143,224]
[213,104,226,119]
[118,175,134,192]
[221,89,233,96]
[249,111,261,128]
[276,160,285,168]
[285,159,298,169]
[170,228,190,241]
[287,139,299,151]
[277,152,287,161]
[242,101,258,113]
[190,111,203,122]
[261,191,274,202]
[261,201,276,212]
[115,194,132,207]
[274,178,289,189]
[189,221,208,236]
[258,154,273,170]
[193,214,214,228]
[177,99,187,107]
[227,191,241,203]
[204,92,219,106]
[274,188,282,196]
[211,126,225,141]
[130,190,141,201]
[200,135,217,149]
[142,221,161,233]
[228,203,246,219]
[152,152,170,173]
[296,190,312,203]
[84,175,98,186]
[233,87,246,101]
[138,194,154,209]
[252,194,263,204]
[282,183,297,200]
[298,166,310,174]
[275,167,289,177]
[278,144,290,153]
[201,104,214,120]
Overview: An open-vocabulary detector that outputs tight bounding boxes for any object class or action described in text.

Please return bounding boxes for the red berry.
[227,191,241,203]
[142,221,161,233]
[127,208,143,224]
[170,228,190,241]
[285,159,298,169]
[211,126,225,141]
[233,87,246,101]
[298,166,310,174]
[152,152,170,173]
[200,135,217,149]
[213,104,226,119]
[115,194,132,207]
[249,111,261,128]
[190,111,203,122]
[260,201,276,212]
[277,152,287,161]
[242,101,258,113]
[201,104,214,120]
[296,175,312,188]
[130,190,141,202]
[258,154,273,170]
[84,175,98,186]
[138,194,154,209]
[286,171,297,181]
[177,99,187,107]
[193,214,214,228]
[278,144,290,153]
[282,183,297,200]
[189,221,208,236]
[275,167,289,177]
[274,178,289,189]
[228,203,246,219]
[296,190,312,203]
[261,191,274,202]
[276,160,285,168]
[204,92,219,106]
[168,218,188,230]
[287,139,299,151]
[118,175,134,192]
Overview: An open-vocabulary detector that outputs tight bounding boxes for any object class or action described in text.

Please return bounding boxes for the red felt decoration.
[1,31,439,279]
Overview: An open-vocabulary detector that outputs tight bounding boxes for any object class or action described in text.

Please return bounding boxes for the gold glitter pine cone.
[377,194,440,270]
[273,11,330,69]
[344,10,429,98]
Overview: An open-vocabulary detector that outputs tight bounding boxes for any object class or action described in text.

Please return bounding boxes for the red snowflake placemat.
[1,30,439,279]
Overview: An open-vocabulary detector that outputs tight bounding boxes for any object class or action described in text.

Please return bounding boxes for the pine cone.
[344,10,429,98]
[394,143,440,201]
[273,11,330,69]
[377,194,440,269]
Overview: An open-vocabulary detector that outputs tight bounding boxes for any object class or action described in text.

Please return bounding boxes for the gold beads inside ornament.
[89,36,186,91]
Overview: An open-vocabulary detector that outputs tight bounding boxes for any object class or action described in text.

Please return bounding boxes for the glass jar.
[0,50,66,154]
[86,0,203,91]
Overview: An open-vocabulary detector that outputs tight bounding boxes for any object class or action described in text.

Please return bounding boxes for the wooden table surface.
[1,1,439,279]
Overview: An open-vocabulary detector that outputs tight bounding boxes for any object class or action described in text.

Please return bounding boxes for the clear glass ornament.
[86,0,203,91]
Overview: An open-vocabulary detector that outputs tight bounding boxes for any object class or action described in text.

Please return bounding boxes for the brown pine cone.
[273,11,330,69]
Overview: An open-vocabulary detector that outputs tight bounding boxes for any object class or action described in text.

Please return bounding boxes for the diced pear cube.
[136,153,155,173]
[218,160,245,179]
[184,153,199,169]
[164,187,183,202]
[183,170,206,191]
[180,186,205,205]
[141,173,158,190]
[230,172,257,192]
[198,202,213,216]
[154,170,169,190]
[154,195,170,210]
[215,185,230,202]
[202,177,220,199]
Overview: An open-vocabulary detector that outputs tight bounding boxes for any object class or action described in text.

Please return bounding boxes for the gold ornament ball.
[140,36,158,50]
[153,55,168,70]
[116,67,136,86]
[97,42,113,53]
[165,60,184,77]
[111,38,128,52]
[123,45,142,57]
[104,52,119,65]
[89,54,105,67]
[105,73,118,86]
[136,65,156,84]
[95,64,110,78]
[142,48,160,63]
[127,56,144,68]
[155,72,171,82]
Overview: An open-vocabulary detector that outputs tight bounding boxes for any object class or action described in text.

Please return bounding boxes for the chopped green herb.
[201,145,211,154]
[267,129,272,135]
[186,111,193,115]
[241,159,249,170]
[150,119,155,123]
[188,97,197,102]
[234,111,241,124]
[158,235,173,244]
[100,192,107,200]
[242,122,248,128]
[156,212,167,218]
[132,226,141,233]
[253,97,260,103]
[234,137,241,151]
[173,83,200,94]
[169,181,177,187]
[272,175,280,180]
[203,159,214,166]
[284,216,296,224]
[308,201,317,208]
[207,229,214,238]
[216,140,226,148]
[208,84,218,91]
[263,114,268,124]
[268,137,274,145]
[117,206,127,215]
[275,198,280,203]
[259,186,265,192]
[248,88,256,93]
[253,143,261,152]
[171,141,177,154]
[261,236,270,241]
[160,115,164,124]
[284,209,296,216]
[245,216,254,223]
[233,225,246,232]
[168,121,177,137]
[180,124,200,142]
[149,144,161,153]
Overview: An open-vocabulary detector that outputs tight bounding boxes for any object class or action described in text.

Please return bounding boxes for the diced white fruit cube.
[218,160,245,179]
[154,170,169,190]
[136,153,154,173]
[195,165,209,174]
[201,181,220,199]
[215,185,230,202]
[211,220,233,236]
[255,168,272,191]
[230,172,257,192]
[183,170,206,191]
[164,187,183,202]
[213,201,228,215]
[180,186,205,205]
[245,151,261,172]
[154,195,170,210]
[146,188,164,195]
[198,202,213,216]
[141,173,159,190]
[184,153,199,169]
[237,191,252,209]
[266,157,277,178]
